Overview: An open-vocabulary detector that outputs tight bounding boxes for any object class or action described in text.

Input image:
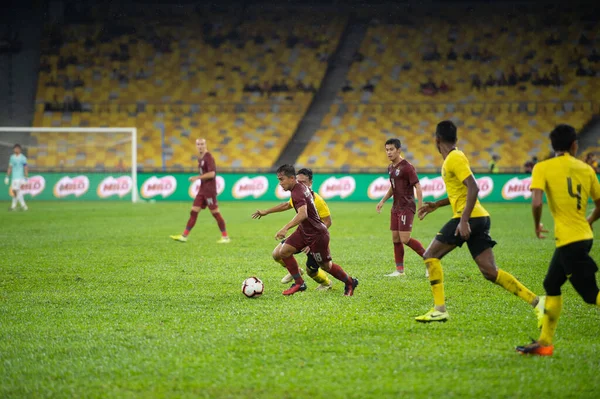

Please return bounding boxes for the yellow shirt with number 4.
[530,153,600,247]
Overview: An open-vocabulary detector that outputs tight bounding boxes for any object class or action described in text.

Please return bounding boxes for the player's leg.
[399,211,425,259]
[306,252,331,290]
[171,193,205,242]
[10,180,18,210]
[279,232,307,295]
[388,230,405,276]
[468,217,539,307]
[517,249,566,356]
[277,241,305,284]
[14,180,27,210]
[313,234,357,296]
[209,203,230,243]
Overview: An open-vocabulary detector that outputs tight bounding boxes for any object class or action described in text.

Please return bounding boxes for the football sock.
[494,269,537,305]
[183,210,199,236]
[539,295,562,346]
[16,191,26,207]
[282,256,304,285]
[327,263,350,284]
[211,212,227,236]
[308,268,330,285]
[597,292,600,306]
[406,238,426,257]
[425,258,445,307]
[393,242,404,271]
[11,196,17,208]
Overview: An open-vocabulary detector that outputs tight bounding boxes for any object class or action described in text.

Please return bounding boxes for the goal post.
[0,127,139,202]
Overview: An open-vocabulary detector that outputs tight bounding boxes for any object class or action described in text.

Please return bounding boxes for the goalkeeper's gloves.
[4,176,8,185]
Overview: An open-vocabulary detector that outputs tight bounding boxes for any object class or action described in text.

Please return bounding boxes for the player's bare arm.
[275,205,308,240]
[4,165,11,185]
[531,188,548,239]
[587,198,600,228]
[252,202,293,219]
[322,215,332,229]
[414,182,423,212]
[418,198,450,220]
[455,175,479,240]
[24,164,28,180]
[189,171,216,182]
[376,186,393,213]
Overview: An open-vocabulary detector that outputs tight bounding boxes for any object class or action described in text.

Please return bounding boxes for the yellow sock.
[596,292,600,306]
[494,269,537,305]
[425,258,445,307]
[309,268,330,285]
[539,295,562,346]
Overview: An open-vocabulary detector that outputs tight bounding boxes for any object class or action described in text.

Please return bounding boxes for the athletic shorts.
[549,239,597,279]
[390,209,415,232]
[193,192,218,210]
[280,238,321,271]
[11,178,24,191]
[435,216,497,258]
[284,229,332,264]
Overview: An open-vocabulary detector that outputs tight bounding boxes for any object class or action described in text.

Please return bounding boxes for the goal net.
[0,127,139,202]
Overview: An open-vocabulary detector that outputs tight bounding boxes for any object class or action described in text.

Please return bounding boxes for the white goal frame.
[0,127,138,202]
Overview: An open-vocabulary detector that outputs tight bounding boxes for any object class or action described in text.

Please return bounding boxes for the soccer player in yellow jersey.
[416,121,542,322]
[252,168,333,290]
[517,125,600,356]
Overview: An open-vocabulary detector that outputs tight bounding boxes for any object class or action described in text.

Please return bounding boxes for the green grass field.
[1,201,599,398]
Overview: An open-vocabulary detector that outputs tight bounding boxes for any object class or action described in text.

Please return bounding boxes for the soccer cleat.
[344,278,359,296]
[534,296,546,329]
[22,206,28,211]
[216,236,231,244]
[516,340,554,356]
[282,282,307,296]
[385,270,405,277]
[280,268,304,284]
[415,308,449,323]
[425,269,429,278]
[170,235,188,243]
[315,281,333,291]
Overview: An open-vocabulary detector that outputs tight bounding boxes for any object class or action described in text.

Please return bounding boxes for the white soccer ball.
[242,277,264,298]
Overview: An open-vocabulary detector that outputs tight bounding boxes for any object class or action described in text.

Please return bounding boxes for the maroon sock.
[183,210,199,236]
[327,263,350,284]
[407,238,426,257]
[212,212,227,236]
[282,256,304,285]
[393,242,405,270]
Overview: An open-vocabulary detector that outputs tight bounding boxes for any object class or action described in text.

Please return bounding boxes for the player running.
[516,125,600,356]
[376,138,426,277]
[5,144,28,211]
[416,121,542,322]
[252,168,333,291]
[170,138,230,243]
[254,164,358,296]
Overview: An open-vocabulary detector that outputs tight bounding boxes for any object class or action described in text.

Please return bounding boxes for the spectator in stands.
[508,67,518,86]
[422,44,441,61]
[497,72,508,86]
[295,80,306,92]
[484,74,495,89]
[135,68,147,79]
[439,80,450,93]
[588,49,600,63]
[73,75,84,87]
[524,156,538,173]
[362,80,375,92]
[447,47,457,61]
[551,65,561,87]
[471,74,482,91]
[585,153,599,172]
[489,155,500,173]
[420,77,437,95]
[341,80,353,92]
[261,81,271,98]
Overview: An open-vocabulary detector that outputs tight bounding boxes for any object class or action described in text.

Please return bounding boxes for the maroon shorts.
[284,229,332,264]
[193,192,218,210]
[390,209,415,232]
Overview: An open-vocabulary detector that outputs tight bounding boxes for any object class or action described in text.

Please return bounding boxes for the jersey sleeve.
[589,169,600,201]
[449,152,472,183]
[22,155,27,165]
[291,187,307,209]
[408,164,419,186]
[314,194,331,218]
[530,163,546,191]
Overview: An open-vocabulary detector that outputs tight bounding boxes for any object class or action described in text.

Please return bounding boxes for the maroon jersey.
[388,159,419,212]
[198,152,217,195]
[290,182,327,241]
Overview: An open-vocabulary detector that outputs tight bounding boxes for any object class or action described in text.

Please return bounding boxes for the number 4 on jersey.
[567,177,582,210]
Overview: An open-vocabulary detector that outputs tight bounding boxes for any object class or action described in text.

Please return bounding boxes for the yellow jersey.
[442,149,490,219]
[530,153,600,247]
[289,191,331,220]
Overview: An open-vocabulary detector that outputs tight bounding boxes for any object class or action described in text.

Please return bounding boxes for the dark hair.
[13,144,21,150]
[385,138,401,149]
[436,120,457,143]
[276,164,296,177]
[296,168,313,182]
[549,124,577,152]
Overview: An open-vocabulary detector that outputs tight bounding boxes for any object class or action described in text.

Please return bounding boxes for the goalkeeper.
[5,144,28,211]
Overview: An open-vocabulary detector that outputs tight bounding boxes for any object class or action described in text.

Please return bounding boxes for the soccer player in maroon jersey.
[262,164,358,296]
[376,138,426,276]
[170,138,230,243]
